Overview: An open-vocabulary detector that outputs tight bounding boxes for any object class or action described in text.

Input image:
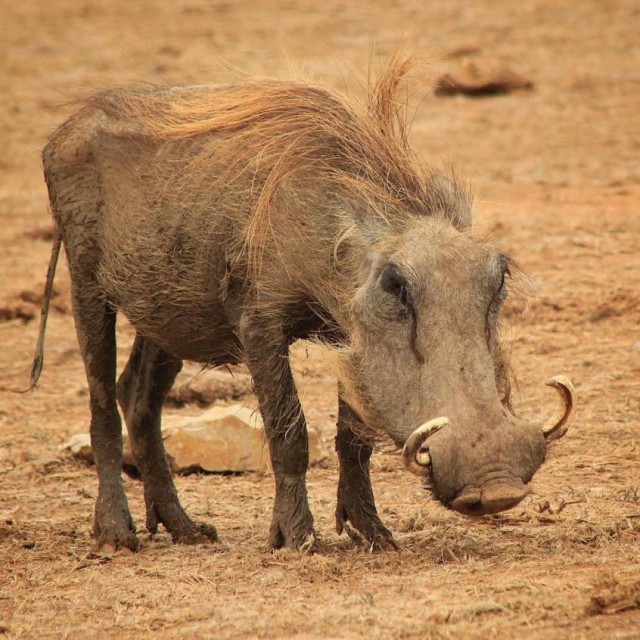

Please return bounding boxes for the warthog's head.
[344,216,575,516]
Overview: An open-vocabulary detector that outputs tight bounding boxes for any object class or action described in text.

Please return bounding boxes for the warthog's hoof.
[268,530,319,554]
[268,509,316,551]
[145,500,218,545]
[338,520,400,552]
[93,501,140,552]
[336,494,399,551]
[93,523,140,553]
[169,522,219,545]
[95,532,140,554]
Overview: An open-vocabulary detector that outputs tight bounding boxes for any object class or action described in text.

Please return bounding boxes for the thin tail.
[25,225,63,392]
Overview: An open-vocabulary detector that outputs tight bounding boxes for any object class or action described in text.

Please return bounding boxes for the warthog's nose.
[451,482,530,516]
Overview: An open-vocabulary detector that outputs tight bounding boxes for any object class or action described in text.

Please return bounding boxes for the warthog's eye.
[491,257,511,309]
[379,262,425,364]
[496,268,509,301]
[379,262,411,308]
[485,257,511,346]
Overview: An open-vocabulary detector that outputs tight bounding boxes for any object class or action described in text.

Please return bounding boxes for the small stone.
[61,433,93,463]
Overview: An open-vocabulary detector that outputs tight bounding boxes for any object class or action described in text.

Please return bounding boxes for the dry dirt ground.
[1,1,639,638]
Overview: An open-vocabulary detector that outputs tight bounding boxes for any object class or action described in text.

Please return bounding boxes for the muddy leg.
[240,315,315,550]
[117,335,217,544]
[70,290,138,551]
[46,155,138,550]
[335,397,398,550]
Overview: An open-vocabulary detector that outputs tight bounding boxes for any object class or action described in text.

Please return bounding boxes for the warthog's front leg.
[240,314,315,550]
[335,398,398,550]
[117,334,217,544]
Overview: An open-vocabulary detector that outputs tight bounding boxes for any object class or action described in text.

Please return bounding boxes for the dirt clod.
[434,70,534,97]
[0,304,35,323]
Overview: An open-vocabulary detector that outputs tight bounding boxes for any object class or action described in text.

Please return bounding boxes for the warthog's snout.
[450,481,530,516]
[402,376,576,516]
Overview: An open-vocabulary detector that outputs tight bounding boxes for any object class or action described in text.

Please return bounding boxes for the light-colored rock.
[166,367,252,407]
[161,405,269,472]
[62,433,94,461]
[61,404,326,474]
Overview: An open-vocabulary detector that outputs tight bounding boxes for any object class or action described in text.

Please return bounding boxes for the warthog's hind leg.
[70,290,139,551]
[117,334,218,544]
[45,147,139,551]
[335,397,398,550]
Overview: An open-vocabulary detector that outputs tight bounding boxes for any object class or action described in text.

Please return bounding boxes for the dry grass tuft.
[588,575,640,615]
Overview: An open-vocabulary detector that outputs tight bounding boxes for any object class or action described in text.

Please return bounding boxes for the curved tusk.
[541,375,576,441]
[402,417,449,476]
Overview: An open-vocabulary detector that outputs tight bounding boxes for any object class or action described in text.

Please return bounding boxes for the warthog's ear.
[354,251,383,287]
[338,196,393,243]
[430,173,472,229]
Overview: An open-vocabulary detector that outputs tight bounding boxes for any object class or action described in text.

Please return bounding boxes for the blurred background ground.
[1,1,639,638]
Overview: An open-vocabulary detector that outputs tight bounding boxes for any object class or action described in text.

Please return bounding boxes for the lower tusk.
[541,375,576,441]
[402,417,449,476]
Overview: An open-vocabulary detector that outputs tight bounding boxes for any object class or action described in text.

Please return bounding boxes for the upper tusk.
[402,416,449,476]
[541,375,576,441]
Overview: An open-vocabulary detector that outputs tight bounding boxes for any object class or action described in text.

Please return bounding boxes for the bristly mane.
[85,56,470,277]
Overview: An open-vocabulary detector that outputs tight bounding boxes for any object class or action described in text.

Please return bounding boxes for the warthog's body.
[35,60,574,551]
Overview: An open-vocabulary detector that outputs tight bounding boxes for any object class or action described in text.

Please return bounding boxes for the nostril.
[451,488,483,515]
[463,500,484,515]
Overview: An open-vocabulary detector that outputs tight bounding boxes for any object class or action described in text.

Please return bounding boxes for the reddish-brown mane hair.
[80,56,469,276]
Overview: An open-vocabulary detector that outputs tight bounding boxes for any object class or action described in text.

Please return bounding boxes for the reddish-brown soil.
[1,1,639,638]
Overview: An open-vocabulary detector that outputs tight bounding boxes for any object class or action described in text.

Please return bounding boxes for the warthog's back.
[42,82,367,362]
[43,74,464,362]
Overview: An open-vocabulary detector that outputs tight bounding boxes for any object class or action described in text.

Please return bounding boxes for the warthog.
[32,58,575,552]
